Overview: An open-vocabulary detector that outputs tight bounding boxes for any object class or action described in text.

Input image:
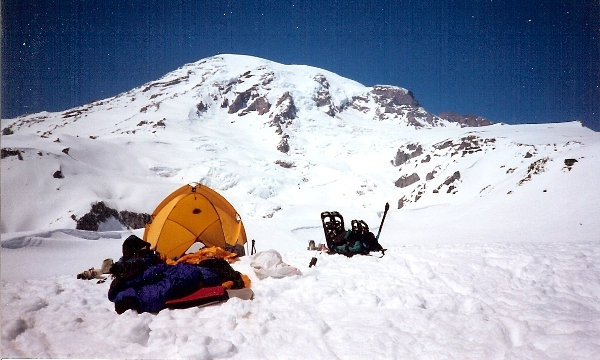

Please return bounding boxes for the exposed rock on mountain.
[75,202,151,231]
[347,85,443,127]
[434,171,461,193]
[395,173,421,188]
[1,148,23,160]
[270,92,297,135]
[433,135,497,156]
[519,158,550,185]
[313,74,338,116]
[438,111,493,127]
[564,158,578,171]
[392,143,424,166]
[372,86,420,108]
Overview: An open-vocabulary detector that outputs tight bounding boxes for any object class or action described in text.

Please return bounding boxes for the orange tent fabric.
[165,247,240,265]
[144,183,247,259]
[166,247,251,289]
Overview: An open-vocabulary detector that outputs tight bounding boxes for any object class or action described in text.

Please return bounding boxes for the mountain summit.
[3,54,449,151]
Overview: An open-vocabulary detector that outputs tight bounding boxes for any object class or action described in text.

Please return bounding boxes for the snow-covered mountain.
[2,54,444,138]
[2,54,598,241]
[2,54,600,359]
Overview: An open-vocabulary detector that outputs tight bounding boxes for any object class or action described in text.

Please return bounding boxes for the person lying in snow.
[108,235,246,314]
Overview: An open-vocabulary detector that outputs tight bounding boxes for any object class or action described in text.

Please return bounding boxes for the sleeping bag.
[108,236,250,314]
[108,262,220,314]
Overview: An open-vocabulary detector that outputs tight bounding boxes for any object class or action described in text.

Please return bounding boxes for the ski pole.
[375,202,390,241]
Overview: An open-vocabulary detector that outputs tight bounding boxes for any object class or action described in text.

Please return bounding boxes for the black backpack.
[321,211,384,257]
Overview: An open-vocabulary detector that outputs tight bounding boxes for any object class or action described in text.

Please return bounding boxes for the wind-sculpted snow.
[1,230,123,280]
[1,229,122,249]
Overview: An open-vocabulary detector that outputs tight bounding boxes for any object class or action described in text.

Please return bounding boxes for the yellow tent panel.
[144,183,247,259]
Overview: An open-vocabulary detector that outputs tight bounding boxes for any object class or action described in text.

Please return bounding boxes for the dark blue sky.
[2,0,599,130]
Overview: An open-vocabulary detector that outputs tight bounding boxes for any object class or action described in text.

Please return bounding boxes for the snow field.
[2,229,599,359]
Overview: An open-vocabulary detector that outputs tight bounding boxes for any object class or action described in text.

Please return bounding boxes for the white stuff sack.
[250,250,302,279]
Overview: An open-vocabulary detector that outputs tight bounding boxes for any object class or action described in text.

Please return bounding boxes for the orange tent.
[144,183,247,259]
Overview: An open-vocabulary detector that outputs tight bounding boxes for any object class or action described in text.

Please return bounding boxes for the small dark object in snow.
[564,158,578,171]
[309,257,317,267]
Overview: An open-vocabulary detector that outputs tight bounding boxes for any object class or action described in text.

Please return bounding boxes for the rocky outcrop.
[270,92,297,133]
[141,72,191,93]
[519,158,549,185]
[196,102,207,115]
[277,135,290,153]
[75,201,151,231]
[426,168,438,181]
[397,196,407,209]
[240,96,271,116]
[269,92,298,152]
[313,75,337,116]
[275,92,297,120]
[372,86,420,109]
[438,112,492,127]
[275,160,295,168]
[228,89,254,114]
[433,135,496,156]
[564,158,578,171]
[119,210,152,230]
[345,85,443,127]
[395,173,420,188]
[1,148,23,160]
[392,143,423,166]
[434,171,461,193]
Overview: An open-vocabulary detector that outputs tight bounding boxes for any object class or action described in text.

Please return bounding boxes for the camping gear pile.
[107,235,249,314]
[77,258,114,281]
[76,183,386,314]
[320,207,386,257]
[250,250,302,279]
[105,183,253,314]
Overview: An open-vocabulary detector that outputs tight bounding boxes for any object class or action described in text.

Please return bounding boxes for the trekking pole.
[375,202,390,241]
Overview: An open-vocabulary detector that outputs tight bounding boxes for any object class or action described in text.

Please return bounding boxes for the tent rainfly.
[144,183,247,259]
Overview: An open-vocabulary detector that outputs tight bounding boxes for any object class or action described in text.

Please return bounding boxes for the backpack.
[321,211,384,257]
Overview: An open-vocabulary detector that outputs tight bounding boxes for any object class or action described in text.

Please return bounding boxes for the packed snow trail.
[2,233,599,359]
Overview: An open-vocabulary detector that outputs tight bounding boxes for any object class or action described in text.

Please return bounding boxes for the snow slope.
[2,54,599,359]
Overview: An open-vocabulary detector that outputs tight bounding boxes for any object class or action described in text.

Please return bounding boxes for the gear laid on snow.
[250,250,302,279]
[77,258,114,281]
[107,235,251,314]
[320,208,385,257]
[102,184,257,314]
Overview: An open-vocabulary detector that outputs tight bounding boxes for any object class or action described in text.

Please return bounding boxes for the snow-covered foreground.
[2,226,599,359]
